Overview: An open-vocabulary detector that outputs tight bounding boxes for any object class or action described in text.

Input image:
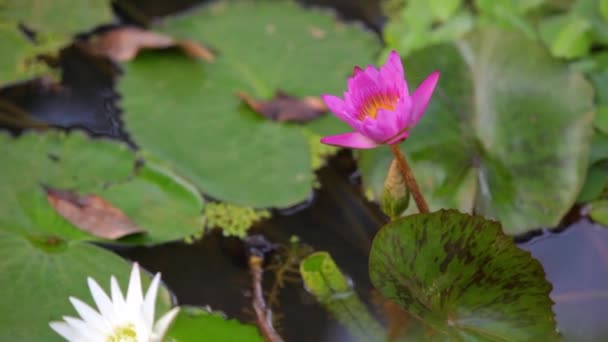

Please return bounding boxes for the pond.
[1,0,608,341]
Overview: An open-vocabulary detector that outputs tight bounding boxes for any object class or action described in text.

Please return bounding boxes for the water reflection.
[521,221,608,341]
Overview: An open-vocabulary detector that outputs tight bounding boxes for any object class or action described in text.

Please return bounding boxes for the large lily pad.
[166,306,263,342]
[119,0,379,208]
[0,131,203,244]
[360,27,594,235]
[369,210,557,340]
[0,230,173,341]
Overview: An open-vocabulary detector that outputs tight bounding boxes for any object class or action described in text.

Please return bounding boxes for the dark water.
[2,0,608,341]
[118,152,384,342]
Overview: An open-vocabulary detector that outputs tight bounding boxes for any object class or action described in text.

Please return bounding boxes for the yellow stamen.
[107,323,137,342]
[360,94,398,120]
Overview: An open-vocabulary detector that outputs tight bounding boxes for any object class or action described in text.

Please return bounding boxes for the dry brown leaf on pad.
[237,90,327,122]
[46,187,145,240]
[82,27,215,62]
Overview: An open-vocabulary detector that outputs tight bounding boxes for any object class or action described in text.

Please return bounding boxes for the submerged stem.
[388,144,429,213]
[249,255,284,342]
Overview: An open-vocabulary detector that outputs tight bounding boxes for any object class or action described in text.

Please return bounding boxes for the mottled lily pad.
[119,0,380,208]
[369,210,557,340]
[360,27,594,235]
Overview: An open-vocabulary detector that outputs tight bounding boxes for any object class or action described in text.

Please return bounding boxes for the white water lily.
[50,263,180,342]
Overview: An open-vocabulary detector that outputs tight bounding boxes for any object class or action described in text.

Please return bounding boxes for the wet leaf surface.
[360,27,595,235]
[369,210,557,340]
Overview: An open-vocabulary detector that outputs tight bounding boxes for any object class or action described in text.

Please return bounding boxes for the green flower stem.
[389,144,429,213]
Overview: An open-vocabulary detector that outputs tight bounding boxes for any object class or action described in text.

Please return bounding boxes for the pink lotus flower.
[321,51,439,149]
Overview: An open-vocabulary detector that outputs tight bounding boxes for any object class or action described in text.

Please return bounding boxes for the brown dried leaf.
[237,90,327,122]
[46,188,145,240]
[83,27,215,62]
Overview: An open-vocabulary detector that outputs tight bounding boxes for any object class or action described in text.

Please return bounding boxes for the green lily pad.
[360,27,594,235]
[0,0,112,36]
[0,0,113,85]
[166,306,263,342]
[98,160,204,245]
[369,210,557,340]
[475,0,538,38]
[572,0,608,45]
[0,229,173,341]
[590,131,608,165]
[300,252,385,342]
[602,0,608,21]
[577,160,608,202]
[539,14,593,59]
[596,106,608,135]
[0,131,204,244]
[119,0,379,208]
[383,0,473,57]
[589,199,608,225]
[0,23,53,86]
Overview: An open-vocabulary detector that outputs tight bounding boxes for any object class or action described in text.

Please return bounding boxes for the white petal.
[153,307,180,340]
[143,273,161,327]
[87,277,114,320]
[110,275,126,310]
[49,321,83,342]
[63,316,104,342]
[126,263,144,308]
[69,297,107,332]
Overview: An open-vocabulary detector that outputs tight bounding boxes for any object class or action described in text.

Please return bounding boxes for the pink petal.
[321,132,379,149]
[380,51,408,97]
[360,123,385,142]
[392,96,413,131]
[411,71,440,124]
[345,72,378,112]
[368,108,401,141]
[364,65,380,83]
[321,94,358,127]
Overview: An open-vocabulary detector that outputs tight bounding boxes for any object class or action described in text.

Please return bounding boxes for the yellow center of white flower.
[107,323,137,342]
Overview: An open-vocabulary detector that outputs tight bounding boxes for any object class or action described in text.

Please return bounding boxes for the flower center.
[359,93,398,120]
[107,323,137,342]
